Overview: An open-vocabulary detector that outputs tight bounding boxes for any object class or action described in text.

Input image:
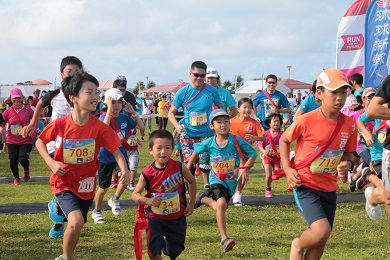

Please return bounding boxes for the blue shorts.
[54,191,93,223]
[147,216,186,259]
[293,186,337,229]
[126,150,139,171]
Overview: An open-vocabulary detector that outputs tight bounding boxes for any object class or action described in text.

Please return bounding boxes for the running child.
[229,97,265,205]
[279,68,357,259]
[132,130,196,260]
[36,71,130,260]
[189,109,257,252]
[258,113,284,198]
[92,88,144,224]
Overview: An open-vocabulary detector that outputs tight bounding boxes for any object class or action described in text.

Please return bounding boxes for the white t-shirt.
[142,99,153,115]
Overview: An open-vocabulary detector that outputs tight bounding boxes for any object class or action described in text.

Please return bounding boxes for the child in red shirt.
[36,71,130,260]
[280,69,357,259]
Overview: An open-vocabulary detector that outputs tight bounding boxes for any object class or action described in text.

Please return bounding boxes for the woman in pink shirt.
[2,88,35,185]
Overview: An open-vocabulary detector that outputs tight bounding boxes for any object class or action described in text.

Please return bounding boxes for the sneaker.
[194,189,210,209]
[232,192,243,206]
[265,190,273,198]
[108,197,122,216]
[221,237,235,252]
[54,255,63,260]
[127,181,135,191]
[23,170,30,182]
[357,167,371,190]
[49,222,64,238]
[14,178,20,185]
[364,186,382,221]
[110,178,118,189]
[349,176,357,192]
[203,184,210,190]
[92,210,105,224]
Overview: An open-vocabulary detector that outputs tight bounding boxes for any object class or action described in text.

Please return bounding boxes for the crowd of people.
[1,56,390,260]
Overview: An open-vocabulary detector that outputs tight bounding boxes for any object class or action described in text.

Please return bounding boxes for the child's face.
[210,116,230,134]
[111,99,123,116]
[61,64,81,79]
[269,116,281,130]
[317,86,348,113]
[148,137,173,167]
[70,81,98,112]
[363,94,374,107]
[238,102,253,118]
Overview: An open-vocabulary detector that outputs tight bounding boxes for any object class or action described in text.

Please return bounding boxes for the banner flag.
[336,0,371,79]
[364,0,390,88]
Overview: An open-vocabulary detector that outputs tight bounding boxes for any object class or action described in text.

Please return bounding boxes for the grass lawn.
[1,123,390,259]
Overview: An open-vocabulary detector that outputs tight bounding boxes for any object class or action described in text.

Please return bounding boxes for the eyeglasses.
[118,88,126,92]
[192,72,206,78]
[267,81,276,84]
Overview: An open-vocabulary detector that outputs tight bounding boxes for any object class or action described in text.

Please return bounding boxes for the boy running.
[132,130,196,260]
[279,69,357,259]
[36,71,130,260]
[189,109,257,252]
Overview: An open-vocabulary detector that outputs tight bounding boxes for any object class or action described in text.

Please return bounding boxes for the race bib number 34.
[151,191,180,215]
[63,138,96,164]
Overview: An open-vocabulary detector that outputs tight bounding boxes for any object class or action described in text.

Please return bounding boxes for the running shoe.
[357,167,371,190]
[108,197,122,216]
[49,223,64,238]
[349,172,357,192]
[92,210,105,224]
[127,181,135,191]
[221,237,236,252]
[265,190,273,198]
[14,178,20,185]
[204,184,210,190]
[194,189,210,209]
[232,192,243,206]
[54,255,63,260]
[364,186,382,221]
[48,198,64,238]
[23,170,30,182]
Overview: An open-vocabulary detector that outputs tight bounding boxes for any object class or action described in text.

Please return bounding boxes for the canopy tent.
[98,80,115,90]
[235,80,291,101]
[1,79,54,98]
[279,78,312,90]
[142,81,189,93]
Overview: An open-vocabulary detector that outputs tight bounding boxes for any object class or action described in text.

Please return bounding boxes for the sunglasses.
[192,72,206,78]
[118,88,126,92]
[267,81,276,84]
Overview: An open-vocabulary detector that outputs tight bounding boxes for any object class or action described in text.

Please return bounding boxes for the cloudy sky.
[0,0,356,88]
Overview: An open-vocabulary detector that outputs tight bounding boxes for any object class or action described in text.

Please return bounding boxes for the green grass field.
[0,123,389,259]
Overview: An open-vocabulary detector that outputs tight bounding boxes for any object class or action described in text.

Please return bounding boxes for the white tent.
[235,80,291,101]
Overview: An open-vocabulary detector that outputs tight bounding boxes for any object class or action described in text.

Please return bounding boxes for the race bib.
[378,131,386,144]
[310,148,343,174]
[151,191,180,215]
[211,157,235,173]
[78,177,95,193]
[127,136,138,146]
[63,138,95,164]
[189,112,207,126]
[10,124,22,136]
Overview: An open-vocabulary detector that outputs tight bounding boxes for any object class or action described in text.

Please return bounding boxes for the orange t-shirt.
[39,114,121,200]
[285,108,357,192]
[229,116,265,145]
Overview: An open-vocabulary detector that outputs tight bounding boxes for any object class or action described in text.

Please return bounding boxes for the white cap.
[104,88,123,100]
[206,67,219,78]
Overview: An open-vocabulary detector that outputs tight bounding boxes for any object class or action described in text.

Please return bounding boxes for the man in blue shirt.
[252,74,291,129]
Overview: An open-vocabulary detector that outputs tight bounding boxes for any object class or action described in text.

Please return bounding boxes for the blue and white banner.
[364,0,390,88]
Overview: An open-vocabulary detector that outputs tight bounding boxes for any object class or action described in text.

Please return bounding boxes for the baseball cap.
[104,88,123,100]
[209,108,229,123]
[10,88,23,98]
[116,75,127,82]
[133,89,139,94]
[316,68,352,91]
[206,67,219,78]
[362,87,376,98]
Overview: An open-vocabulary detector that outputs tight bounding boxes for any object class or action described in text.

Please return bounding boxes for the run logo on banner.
[336,0,371,79]
[364,0,390,88]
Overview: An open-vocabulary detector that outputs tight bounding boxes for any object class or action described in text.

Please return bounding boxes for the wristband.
[346,160,355,171]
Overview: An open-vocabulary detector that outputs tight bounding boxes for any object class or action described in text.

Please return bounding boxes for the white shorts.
[382,148,390,191]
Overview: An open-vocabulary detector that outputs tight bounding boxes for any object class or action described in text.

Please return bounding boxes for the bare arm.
[36,138,68,176]
[279,130,301,188]
[131,175,161,207]
[356,120,374,147]
[228,106,237,118]
[168,105,184,133]
[279,107,291,114]
[112,149,130,185]
[293,108,305,121]
[366,96,390,119]
[182,164,196,216]
[22,99,44,137]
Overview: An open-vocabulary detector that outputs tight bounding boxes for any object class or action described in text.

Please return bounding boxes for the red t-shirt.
[39,114,120,200]
[285,108,357,192]
[229,116,265,145]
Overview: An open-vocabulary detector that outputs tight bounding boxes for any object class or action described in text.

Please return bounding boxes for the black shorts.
[372,159,382,179]
[97,162,118,189]
[55,191,93,223]
[147,216,186,259]
[210,184,232,205]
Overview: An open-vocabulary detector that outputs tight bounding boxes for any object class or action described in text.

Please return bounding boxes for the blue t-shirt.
[252,90,290,129]
[136,97,143,115]
[98,113,137,163]
[359,112,385,161]
[354,88,364,97]
[216,86,236,110]
[173,84,221,138]
[298,94,321,113]
[194,133,257,195]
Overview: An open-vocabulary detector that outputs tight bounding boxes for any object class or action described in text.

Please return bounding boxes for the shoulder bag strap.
[182,83,206,109]
[10,106,25,127]
[263,90,278,109]
[109,116,133,150]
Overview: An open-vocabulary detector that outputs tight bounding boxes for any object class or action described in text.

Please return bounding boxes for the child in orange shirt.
[279,69,357,259]
[230,98,265,205]
[258,113,284,198]
[36,71,130,260]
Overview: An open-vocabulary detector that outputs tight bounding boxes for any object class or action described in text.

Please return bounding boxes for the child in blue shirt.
[188,109,257,253]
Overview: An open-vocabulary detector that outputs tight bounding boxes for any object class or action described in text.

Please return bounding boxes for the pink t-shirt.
[341,94,358,116]
[2,105,34,144]
[257,129,283,151]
